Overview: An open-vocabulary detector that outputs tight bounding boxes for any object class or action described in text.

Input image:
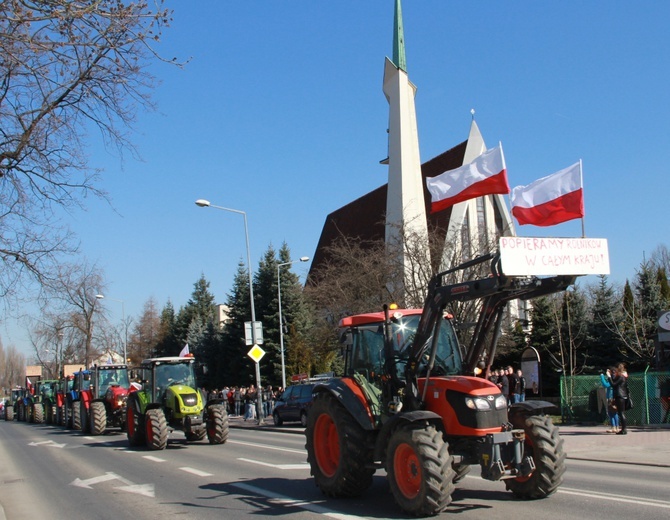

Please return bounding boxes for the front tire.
[5,405,14,421]
[145,408,168,450]
[505,415,566,499]
[206,405,229,444]
[305,392,375,498]
[386,423,455,516]
[90,401,107,435]
[72,401,81,430]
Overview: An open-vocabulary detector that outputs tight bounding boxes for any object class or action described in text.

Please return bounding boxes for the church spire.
[392,0,407,72]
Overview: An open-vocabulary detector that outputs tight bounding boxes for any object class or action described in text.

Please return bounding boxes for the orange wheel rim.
[313,413,339,477]
[394,442,421,498]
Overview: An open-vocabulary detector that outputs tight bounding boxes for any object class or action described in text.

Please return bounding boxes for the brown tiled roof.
[308,140,468,280]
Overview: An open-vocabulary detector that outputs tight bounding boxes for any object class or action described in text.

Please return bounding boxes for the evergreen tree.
[254,245,281,385]
[528,296,561,396]
[587,275,622,370]
[559,287,589,376]
[220,261,256,386]
[154,300,180,357]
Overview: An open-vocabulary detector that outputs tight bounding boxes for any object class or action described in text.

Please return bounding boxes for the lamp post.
[195,198,263,424]
[277,256,309,389]
[95,294,126,364]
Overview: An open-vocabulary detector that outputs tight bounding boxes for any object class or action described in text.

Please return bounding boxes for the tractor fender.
[373,410,444,462]
[313,378,377,431]
[508,400,556,429]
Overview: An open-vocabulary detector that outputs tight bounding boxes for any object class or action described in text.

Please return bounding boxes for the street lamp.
[277,256,310,389]
[95,294,126,364]
[195,198,263,424]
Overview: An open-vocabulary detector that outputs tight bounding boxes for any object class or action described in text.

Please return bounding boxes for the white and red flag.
[426,144,509,214]
[179,343,190,358]
[27,377,34,395]
[511,161,584,226]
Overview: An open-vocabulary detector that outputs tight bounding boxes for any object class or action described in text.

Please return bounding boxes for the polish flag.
[179,344,190,358]
[426,144,509,214]
[27,377,34,395]
[511,161,584,226]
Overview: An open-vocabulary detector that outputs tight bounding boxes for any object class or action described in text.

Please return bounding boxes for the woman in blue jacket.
[600,368,619,433]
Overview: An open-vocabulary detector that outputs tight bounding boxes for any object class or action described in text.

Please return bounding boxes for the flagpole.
[579,159,585,238]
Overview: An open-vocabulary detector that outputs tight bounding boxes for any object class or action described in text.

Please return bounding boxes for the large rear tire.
[386,423,455,516]
[5,405,14,421]
[32,403,44,424]
[504,414,566,499]
[90,401,107,435]
[72,401,81,431]
[126,397,146,447]
[206,405,229,445]
[305,392,375,498]
[145,408,168,450]
[80,401,90,433]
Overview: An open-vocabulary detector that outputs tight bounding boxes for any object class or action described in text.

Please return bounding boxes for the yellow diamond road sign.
[247,344,266,363]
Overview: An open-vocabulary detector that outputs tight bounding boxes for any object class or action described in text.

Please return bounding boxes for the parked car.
[272,383,316,427]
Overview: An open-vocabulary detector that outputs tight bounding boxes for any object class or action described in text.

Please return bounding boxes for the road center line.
[143,455,166,463]
[179,467,213,477]
[228,439,305,455]
[238,457,310,470]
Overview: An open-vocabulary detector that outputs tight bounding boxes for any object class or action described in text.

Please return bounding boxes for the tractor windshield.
[155,362,196,397]
[391,314,462,378]
[98,368,130,397]
[348,314,462,382]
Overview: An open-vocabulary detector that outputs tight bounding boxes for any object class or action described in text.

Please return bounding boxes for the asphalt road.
[1,420,668,519]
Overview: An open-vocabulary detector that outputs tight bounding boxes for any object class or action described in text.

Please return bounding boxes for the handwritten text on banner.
[499,237,610,276]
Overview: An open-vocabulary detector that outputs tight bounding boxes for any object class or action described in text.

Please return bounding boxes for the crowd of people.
[204,385,285,421]
[487,365,526,404]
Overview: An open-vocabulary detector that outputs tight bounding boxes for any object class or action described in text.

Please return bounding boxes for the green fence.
[560,371,670,426]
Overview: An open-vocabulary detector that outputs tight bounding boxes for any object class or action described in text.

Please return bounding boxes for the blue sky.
[4,1,670,357]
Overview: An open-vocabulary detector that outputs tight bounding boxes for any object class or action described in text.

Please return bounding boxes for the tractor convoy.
[3,252,577,516]
[4,357,229,452]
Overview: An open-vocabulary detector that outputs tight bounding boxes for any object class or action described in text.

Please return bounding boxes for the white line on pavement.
[238,457,310,470]
[179,467,213,477]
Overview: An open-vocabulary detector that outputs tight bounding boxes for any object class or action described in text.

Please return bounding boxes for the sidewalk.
[229,416,670,468]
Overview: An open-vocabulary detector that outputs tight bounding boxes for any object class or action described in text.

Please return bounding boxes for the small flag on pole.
[179,344,190,358]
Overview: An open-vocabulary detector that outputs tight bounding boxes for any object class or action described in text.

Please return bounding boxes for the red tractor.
[305,253,577,516]
[72,364,131,435]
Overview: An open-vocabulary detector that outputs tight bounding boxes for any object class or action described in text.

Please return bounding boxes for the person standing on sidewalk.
[607,364,630,435]
[600,367,620,433]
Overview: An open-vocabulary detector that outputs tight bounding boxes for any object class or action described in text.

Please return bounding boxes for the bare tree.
[0,338,26,391]
[0,1,178,300]
[45,262,107,367]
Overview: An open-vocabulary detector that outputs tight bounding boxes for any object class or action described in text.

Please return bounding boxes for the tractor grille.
[446,389,508,430]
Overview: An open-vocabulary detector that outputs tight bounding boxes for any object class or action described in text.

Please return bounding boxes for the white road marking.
[28,440,66,448]
[143,455,166,463]
[70,472,155,497]
[238,457,310,470]
[232,482,367,519]
[179,467,213,477]
[559,487,670,509]
[228,439,305,455]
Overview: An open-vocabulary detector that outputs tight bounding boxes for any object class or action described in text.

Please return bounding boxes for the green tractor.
[3,388,25,421]
[126,356,229,450]
[37,380,60,424]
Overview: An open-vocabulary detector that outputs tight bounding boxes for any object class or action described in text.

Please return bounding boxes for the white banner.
[499,237,610,276]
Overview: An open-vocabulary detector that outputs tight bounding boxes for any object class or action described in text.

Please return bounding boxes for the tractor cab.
[142,357,197,402]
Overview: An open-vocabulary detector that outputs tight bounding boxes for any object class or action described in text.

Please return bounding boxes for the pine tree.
[154,300,179,357]
[220,261,256,386]
[528,296,561,396]
[587,275,622,370]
